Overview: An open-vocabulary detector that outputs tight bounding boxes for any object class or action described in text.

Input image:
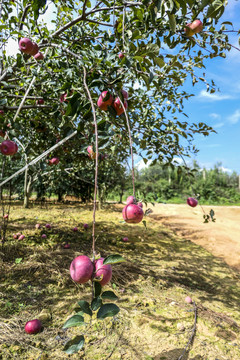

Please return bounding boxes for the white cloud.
[227,109,240,124]
[214,122,224,128]
[198,90,233,101]
[219,166,232,173]
[209,113,221,119]
[136,159,153,170]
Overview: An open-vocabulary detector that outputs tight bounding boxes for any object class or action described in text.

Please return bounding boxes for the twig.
[118,97,135,197]
[178,301,197,360]
[82,66,98,259]
[0,105,52,111]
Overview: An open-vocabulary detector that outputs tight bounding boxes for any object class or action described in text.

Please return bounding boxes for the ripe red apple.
[94,257,112,286]
[16,232,21,237]
[87,146,96,159]
[185,296,193,304]
[121,89,128,100]
[118,52,125,59]
[29,42,39,56]
[19,234,25,240]
[49,157,59,165]
[126,195,136,205]
[19,38,34,54]
[13,234,18,239]
[34,52,44,61]
[45,224,51,229]
[3,214,8,219]
[0,140,18,156]
[41,234,47,239]
[97,91,113,111]
[122,237,129,242]
[112,97,128,116]
[60,93,67,103]
[187,197,198,207]
[122,204,144,224]
[137,202,143,208]
[35,223,41,229]
[70,255,94,284]
[36,99,44,105]
[63,243,70,249]
[25,319,42,334]
[184,19,203,37]
[83,223,89,230]
[0,110,4,116]
[72,227,78,232]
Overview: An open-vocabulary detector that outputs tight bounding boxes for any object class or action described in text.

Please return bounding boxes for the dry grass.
[0,202,240,359]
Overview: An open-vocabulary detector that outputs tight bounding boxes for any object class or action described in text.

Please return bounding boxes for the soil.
[149,203,240,272]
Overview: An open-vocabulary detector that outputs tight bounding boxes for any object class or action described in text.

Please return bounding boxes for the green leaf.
[103,255,125,265]
[167,12,176,32]
[77,300,92,316]
[91,296,102,311]
[63,315,84,329]
[15,258,23,264]
[97,303,120,319]
[101,291,118,300]
[154,57,165,68]
[63,335,85,354]
[94,282,102,297]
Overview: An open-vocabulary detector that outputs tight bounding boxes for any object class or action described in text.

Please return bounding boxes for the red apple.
[19,38,34,54]
[0,140,18,156]
[122,204,144,224]
[3,214,8,219]
[184,20,203,37]
[45,224,51,229]
[137,202,143,208]
[49,157,59,165]
[94,257,112,286]
[122,237,129,242]
[126,196,137,205]
[83,223,89,230]
[36,99,44,105]
[118,52,125,59]
[72,227,78,232]
[34,52,44,61]
[16,232,21,237]
[60,93,67,103]
[29,42,39,56]
[97,91,113,111]
[187,197,198,208]
[18,234,25,240]
[63,243,70,249]
[121,89,128,100]
[185,296,193,304]
[35,224,41,229]
[25,319,42,334]
[0,110,4,116]
[70,255,94,284]
[13,234,18,239]
[87,146,96,159]
[41,234,47,239]
[112,97,128,116]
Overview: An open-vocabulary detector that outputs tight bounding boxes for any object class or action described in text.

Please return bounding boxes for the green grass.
[0,202,240,359]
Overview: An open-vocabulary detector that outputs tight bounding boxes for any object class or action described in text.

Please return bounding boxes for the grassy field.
[0,202,240,360]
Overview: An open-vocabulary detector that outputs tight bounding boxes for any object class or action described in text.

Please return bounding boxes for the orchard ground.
[0,202,240,359]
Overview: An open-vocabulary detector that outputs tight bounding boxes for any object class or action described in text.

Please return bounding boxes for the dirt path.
[148,203,240,272]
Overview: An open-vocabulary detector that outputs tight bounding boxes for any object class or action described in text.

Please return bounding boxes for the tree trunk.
[119,190,123,203]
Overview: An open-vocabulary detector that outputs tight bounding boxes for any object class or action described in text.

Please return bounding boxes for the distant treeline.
[109,161,240,205]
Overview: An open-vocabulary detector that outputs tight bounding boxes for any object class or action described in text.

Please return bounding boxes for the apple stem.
[83,66,98,259]
[118,97,135,197]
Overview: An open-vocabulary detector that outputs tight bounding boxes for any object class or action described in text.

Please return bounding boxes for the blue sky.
[174,1,240,173]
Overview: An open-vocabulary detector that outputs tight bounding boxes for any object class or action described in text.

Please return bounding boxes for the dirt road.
[148,203,240,272]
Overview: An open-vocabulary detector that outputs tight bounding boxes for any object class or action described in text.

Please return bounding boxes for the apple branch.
[178,301,197,360]
[118,97,135,197]
[83,66,98,259]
